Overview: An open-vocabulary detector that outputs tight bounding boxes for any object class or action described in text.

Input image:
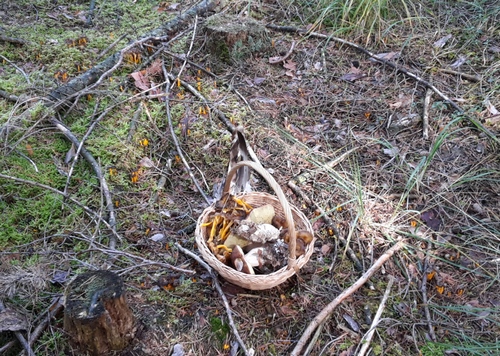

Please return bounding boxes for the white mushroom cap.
[244,247,264,268]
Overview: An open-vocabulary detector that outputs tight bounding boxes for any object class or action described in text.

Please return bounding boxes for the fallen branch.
[0,34,29,45]
[174,243,252,356]
[357,275,394,356]
[47,0,219,105]
[49,117,117,249]
[291,240,406,356]
[266,24,498,143]
[0,89,19,102]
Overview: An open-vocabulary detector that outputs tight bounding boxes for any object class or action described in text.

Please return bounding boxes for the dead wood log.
[63,270,135,355]
[47,0,220,104]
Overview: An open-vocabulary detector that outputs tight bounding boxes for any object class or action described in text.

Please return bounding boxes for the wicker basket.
[195,161,315,290]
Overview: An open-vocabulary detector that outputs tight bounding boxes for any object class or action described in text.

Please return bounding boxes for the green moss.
[210,316,230,344]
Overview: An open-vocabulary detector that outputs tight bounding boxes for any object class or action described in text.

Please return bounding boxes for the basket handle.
[223,160,298,266]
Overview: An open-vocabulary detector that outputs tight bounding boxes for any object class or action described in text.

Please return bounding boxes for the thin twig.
[172,15,199,90]
[63,102,100,195]
[269,41,296,63]
[291,240,406,356]
[9,146,38,172]
[49,117,117,249]
[0,340,15,353]
[174,243,252,356]
[97,33,128,60]
[357,276,395,356]
[293,147,358,185]
[85,247,196,275]
[28,296,64,346]
[127,102,143,143]
[164,70,263,167]
[0,300,35,356]
[422,86,433,140]
[421,241,437,341]
[162,64,211,205]
[266,24,459,110]
[287,180,367,276]
[0,54,30,84]
[164,71,236,133]
[438,68,481,82]
[163,49,218,78]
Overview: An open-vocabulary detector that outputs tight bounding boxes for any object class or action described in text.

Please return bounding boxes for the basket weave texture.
[195,161,315,290]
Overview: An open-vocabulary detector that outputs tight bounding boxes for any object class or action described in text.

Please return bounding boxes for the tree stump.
[201,14,271,67]
[63,270,135,355]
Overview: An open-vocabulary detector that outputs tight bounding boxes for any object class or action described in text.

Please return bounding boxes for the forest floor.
[0,0,499,355]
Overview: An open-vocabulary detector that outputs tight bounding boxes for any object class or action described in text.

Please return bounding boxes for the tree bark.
[64,270,135,355]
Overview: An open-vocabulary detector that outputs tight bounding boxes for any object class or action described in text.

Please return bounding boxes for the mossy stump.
[64,270,135,355]
[202,14,271,67]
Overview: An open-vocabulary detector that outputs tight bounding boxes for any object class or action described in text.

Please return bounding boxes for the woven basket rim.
[195,191,315,290]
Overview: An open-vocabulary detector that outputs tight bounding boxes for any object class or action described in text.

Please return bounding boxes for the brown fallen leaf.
[283,60,297,71]
[130,70,150,91]
[370,51,401,61]
[450,55,467,68]
[340,66,366,82]
[420,208,442,231]
[320,243,332,256]
[139,157,155,168]
[130,59,163,92]
[280,304,299,316]
[434,34,453,48]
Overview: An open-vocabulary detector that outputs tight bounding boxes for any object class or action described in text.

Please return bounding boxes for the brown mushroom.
[297,230,314,244]
[279,228,290,243]
[295,238,306,257]
[272,215,288,229]
[230,245,254,274]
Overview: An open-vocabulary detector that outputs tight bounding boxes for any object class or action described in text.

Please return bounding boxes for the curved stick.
[50,117,117,249]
